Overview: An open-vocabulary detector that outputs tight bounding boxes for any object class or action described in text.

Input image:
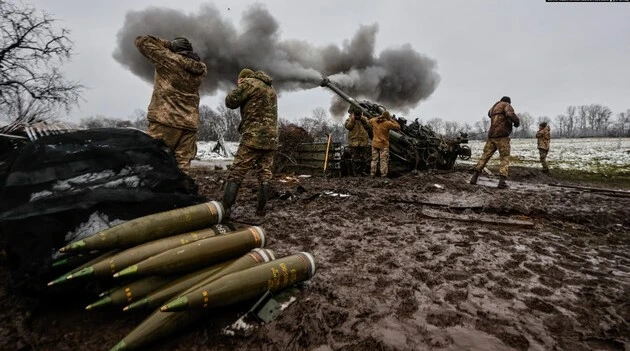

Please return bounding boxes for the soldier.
[344,108,371,176]
[536,122,551,173]
[470,96,520,188]
[135,35,207,174]
[222,68,278,217]
[368,110,400,178]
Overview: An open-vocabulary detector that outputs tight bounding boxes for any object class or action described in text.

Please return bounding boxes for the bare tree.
[443,121,461,137]
[565,106,576,137]
[79,115,131,128]
[537,116,551,126]
[128,109,148,130]
[513,112,533,138]
[426,117,444,134]
[0,1,82,122]
[615,109,630,137]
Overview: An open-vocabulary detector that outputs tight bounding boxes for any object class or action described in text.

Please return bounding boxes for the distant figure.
[470,96,520,188]
[368,110,400,178]
[344,108,371,176]
[536,122,551,173]
[135,35,207,173]
[222,68,278,217]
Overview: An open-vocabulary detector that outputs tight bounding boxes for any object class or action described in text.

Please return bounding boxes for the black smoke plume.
[113,3,440,117]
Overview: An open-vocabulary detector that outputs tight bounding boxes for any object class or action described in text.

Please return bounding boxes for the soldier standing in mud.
[135,35,207,174]
[536,122,551,174]
[470,96,520,188]
[368,110,400,178]
[344,108,371,176]
[222,68,278,218]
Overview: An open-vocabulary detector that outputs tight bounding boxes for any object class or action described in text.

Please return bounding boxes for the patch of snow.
[280,296,297,311]
[460,138,630,173]
[222,314,254,336]
[323,190,351,198]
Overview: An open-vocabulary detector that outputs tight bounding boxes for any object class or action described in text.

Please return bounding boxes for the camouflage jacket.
[225,71,278,150]
[536,125,551,150]
[344,115,370,147]
[135,36,207,131]
[487,101,520,138]
[368,116,400,149]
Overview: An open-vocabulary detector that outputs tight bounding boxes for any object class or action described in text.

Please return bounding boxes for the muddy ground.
[1,165,629,351]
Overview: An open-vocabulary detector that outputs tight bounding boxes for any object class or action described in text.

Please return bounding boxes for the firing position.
[135,35,207,173]
[344,108,371,176]
[222,68,278,217]
[536,122,551,173]
[470,96,520,188]
[368,111,400,178]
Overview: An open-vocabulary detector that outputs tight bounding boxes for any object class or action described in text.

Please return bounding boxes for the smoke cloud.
[113,3,440,117]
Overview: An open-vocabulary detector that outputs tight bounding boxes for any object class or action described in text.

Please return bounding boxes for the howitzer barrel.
[320,78,377,117]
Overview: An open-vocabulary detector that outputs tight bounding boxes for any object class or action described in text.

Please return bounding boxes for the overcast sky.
[28,0,630,125]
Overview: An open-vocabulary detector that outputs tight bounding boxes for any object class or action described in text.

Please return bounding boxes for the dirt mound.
[1,168,629,350]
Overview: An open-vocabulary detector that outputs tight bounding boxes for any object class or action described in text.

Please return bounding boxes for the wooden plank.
[420,209,535,228]
[548,183,630,196]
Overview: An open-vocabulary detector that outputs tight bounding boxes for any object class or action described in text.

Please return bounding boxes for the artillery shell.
[66,224,232,281]
[161,252,316,312]
[85,276,172,310]
[124,248,274,311]
[47,249,120,286]
[59,201,224,253]
[109,249,279,351]
[114,226,265,279]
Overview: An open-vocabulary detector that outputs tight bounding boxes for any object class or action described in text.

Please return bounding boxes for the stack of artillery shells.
[47,201,317,351]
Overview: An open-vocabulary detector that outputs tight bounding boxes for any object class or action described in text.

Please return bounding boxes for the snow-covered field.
[192,141,240,169]
[192,138,630,174]
[460,137,630,174]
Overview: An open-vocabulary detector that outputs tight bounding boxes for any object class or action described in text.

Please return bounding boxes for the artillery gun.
[320,78,471,174]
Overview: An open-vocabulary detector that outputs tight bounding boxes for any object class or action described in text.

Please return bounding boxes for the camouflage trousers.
[147,122,197,174]
[349,146,370,176]
[228,144,275,183]
[371,146,390,177]
[474,137,511,177]
[539,148,549,171]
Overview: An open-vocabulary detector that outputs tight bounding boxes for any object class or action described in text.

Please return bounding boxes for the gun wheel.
[458,145,471,160]
[422,147,439,166]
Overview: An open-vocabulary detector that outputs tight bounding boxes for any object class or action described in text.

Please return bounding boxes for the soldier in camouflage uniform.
[135,35,207,174]
[536,122,551,173]
[470,96,520,188]
[344,108,371,176]
[222,68,278,217]
[368,110,400,178]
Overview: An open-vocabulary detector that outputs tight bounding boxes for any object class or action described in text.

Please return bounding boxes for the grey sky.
[29,0,630,125]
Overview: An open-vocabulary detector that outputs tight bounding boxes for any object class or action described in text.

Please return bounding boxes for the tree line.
[74,102,630,143]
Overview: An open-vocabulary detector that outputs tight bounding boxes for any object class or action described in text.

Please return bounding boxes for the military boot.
[256,182,271,216]
[221,180,241,220]
[497,175,509,189]
[469,170,480,185]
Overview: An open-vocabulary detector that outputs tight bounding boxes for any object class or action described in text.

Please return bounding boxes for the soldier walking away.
[222,68,278,218]
[135,35,207,174]
[536,122,551,173]
[344,108,371,176]
[368,111,401,178]
[470,96,520,188]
